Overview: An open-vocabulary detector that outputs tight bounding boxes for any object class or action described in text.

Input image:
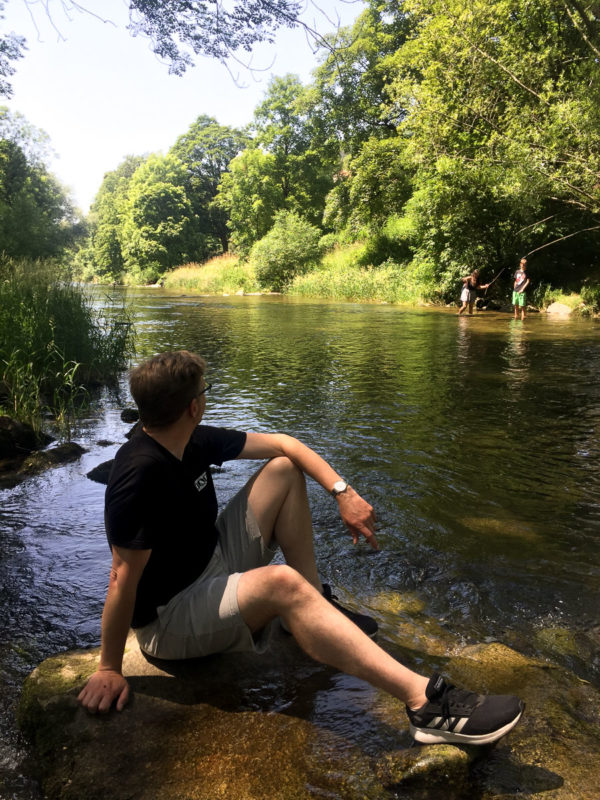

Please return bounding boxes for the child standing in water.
[512,258,530,320]
[458,269,490,315]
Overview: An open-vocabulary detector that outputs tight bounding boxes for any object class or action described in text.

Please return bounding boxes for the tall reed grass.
[163,246,441,305]
[163,255,260,294]
[0,257,134,438]
[289,246,439,304]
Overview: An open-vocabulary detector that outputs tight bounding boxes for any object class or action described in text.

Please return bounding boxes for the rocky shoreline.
[0,416,86,489]
[17,620,600,799]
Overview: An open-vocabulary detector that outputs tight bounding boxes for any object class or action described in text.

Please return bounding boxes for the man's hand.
[78,668,130,714]
[337,487,379,550]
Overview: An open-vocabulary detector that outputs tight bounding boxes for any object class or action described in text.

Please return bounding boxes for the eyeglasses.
[197,383,212,397]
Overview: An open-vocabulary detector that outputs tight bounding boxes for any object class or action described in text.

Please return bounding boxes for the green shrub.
[318,233,338,254]
[250,211,321,292]
[581,283,600,312]
[122,264,162,286]
[532,283,584,310]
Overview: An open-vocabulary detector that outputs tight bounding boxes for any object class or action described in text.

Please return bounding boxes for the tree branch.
[562,0,600,59]
[526,224,600,256]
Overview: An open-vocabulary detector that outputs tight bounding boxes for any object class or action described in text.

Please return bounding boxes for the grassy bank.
[163,254,260,294]
[155,246,600,315]
[164,247,439,304]
[288,245,439,304]
[0,257,134,438]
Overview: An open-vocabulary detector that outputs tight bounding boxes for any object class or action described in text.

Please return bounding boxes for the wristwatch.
[330,479,349,497]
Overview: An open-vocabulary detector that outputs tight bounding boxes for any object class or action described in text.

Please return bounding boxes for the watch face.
[333,480,348,495]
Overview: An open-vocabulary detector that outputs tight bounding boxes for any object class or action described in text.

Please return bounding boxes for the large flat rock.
[18,624,600,799]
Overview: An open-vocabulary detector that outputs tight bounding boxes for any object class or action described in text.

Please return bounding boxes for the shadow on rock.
[17,626,600,799]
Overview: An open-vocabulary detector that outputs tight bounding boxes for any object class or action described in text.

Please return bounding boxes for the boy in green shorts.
[513,257,530,320]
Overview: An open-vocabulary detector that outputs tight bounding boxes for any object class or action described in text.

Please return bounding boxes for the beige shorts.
[135,486,277,660]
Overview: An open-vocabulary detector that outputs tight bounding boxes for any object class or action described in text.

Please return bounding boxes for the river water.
[1,290,599,798]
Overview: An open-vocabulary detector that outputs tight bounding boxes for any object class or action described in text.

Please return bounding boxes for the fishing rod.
[484,266,506,294]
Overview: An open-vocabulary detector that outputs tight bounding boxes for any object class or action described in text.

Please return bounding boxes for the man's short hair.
[129,350,206,429]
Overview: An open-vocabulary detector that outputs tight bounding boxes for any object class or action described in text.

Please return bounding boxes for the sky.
[2,0,363,212]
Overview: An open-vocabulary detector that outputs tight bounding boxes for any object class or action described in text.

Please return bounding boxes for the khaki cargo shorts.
[135,486,277,660]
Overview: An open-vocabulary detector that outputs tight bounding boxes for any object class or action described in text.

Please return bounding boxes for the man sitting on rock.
[78,350,524,745]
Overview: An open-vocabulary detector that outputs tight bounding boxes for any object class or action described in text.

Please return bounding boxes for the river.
[1,290,599,798]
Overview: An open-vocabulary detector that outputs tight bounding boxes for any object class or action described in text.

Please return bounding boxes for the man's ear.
[189,396,204,420]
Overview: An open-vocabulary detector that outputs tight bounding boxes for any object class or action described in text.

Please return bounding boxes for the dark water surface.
[1,290,599,797]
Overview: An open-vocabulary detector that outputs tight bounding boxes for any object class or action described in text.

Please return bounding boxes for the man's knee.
[265,456,304,482]
[262,564,312,608]
[255,456,306,498]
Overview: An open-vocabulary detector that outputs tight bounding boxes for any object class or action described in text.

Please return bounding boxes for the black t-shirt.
[105,424,246,628]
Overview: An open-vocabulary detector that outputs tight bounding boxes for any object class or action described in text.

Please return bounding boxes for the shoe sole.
[410,706,524,746]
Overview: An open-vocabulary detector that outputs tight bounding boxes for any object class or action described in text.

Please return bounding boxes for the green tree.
[126,0,310,69]
[85,155,147,281]
[0,110,75,259]
[16,0,321,86]
[121,152,194,283]
[251,209,321,291]
[325,136,413,236]
[253,74,336,227]
[0,1,25,97]
[169,115,249,253]
[386,0,600,276]
[311,0,411,155]
[215,147,284,255]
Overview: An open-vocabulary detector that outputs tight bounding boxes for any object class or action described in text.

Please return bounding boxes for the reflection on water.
[504,318,531,390]
[1,291,600,796]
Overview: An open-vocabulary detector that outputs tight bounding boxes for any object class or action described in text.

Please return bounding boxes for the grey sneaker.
[407,673,524,745]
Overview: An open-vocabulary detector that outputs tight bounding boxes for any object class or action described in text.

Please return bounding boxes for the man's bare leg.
[237,564,429,709]
[245,456,322,590]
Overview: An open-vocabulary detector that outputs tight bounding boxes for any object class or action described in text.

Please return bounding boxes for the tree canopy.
[0,0,323,97]
[0,107,75,259]
[64,0,600,302]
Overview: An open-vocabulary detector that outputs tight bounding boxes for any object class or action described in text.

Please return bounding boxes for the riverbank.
[18,624,600,799]
[155,250,599,314]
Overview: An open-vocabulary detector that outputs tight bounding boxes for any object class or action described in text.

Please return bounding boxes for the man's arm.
[78,545,151,713]
[518,278,530,292]
[238,432,378,549]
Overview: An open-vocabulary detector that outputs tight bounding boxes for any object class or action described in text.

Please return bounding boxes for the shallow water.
[1,291,599,797]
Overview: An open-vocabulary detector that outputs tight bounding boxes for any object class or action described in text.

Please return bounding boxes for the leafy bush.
[581,283,600,312]
[318,233,338,254]
[250,211,321,292]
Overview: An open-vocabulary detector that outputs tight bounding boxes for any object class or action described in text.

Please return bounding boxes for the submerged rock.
[120,408,139,423]
[86,459,114,485]
[18,442,86,473]
[0,440,86,488]
[0,415,53,458]
[546,302,574,315]
[18,626,600,799]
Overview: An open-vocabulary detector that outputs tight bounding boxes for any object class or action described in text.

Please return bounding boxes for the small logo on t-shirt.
[194,472,208,492]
